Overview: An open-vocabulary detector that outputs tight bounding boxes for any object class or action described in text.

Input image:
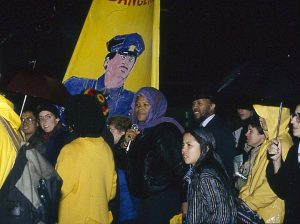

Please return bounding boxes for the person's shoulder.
[64,76,97,94]
[208,115,232,133]
[121,88,134,97]
[156,121,183,133]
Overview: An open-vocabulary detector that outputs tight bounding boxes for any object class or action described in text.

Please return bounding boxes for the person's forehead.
[248,124,257,130]
[136,95,147,101]
[21,111,35,118]
[39,111,54,116]
[237,108,251,111]
[116,53,135,59]
[193,98,210,103]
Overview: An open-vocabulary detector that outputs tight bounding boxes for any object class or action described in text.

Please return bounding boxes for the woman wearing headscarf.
[116,87,185,224]
[182,127,236,224]
[239,104,293,223]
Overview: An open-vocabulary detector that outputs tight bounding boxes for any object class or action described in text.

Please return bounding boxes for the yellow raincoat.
[239,104,293,223]
[0,95,22,188]
[56,137,117,224]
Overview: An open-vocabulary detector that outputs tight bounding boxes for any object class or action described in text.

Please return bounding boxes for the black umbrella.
[4,69,69,114]
[216,61,300,109]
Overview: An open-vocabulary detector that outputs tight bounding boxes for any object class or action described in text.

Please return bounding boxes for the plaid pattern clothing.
[186,168,237,224]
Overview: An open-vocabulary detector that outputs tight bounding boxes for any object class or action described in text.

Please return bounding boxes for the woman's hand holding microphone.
[122,125,140,151]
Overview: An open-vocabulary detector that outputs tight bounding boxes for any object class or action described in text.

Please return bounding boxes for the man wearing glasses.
[20,107,45,156]
[267,104,300,223]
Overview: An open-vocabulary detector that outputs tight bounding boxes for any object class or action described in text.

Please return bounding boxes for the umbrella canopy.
[4,70,69,106]
[216,61,300,108]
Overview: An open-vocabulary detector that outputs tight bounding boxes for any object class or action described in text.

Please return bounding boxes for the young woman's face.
[134,95,151,122]
[38,111,59,133]
[182,133,201,166]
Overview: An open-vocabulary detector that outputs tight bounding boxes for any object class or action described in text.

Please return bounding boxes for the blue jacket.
[64,75,134,117]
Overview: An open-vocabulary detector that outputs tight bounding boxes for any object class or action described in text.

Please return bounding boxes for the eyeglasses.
[21,117,36,123]
[291,112,300,123]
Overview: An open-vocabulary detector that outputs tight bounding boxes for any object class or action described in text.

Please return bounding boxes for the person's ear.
[210,103,216,112]
[55,118,60,123]
[103,57,110,69]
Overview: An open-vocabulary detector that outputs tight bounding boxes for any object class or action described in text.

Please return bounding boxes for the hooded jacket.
[239,104,293,223]
[0,95,23,188]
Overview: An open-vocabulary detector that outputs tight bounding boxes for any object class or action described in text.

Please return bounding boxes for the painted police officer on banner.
[64,33,145,117]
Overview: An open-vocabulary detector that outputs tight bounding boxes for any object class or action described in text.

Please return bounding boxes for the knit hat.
[37,103,60,118]
[82,88,109,118]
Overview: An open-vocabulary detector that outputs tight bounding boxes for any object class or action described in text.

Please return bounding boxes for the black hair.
[22,107,38,119]
[186,127,231,189]
[186,127,216,168]
[65,94,105,137]
[36,103,60,118]
[105,51,137,60]
[248,115,264,135]
[105,52,117,60]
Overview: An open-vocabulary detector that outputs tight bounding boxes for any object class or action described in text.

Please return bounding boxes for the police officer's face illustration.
[104,53,136,89]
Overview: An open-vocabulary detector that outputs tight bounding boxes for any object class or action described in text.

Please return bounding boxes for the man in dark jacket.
[267,104,300,223]
[191,93,236,182]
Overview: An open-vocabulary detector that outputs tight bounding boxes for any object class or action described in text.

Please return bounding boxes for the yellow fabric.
[169,213,182,224]
[56,137,117,224]
[0,95,21,188]
[63,0,160,90]
[239,104,293,223]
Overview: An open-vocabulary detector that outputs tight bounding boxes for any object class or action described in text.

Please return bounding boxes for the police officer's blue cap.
[106,33,145,58]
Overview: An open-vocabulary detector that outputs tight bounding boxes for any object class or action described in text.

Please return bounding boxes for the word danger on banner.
[109,0,154,6]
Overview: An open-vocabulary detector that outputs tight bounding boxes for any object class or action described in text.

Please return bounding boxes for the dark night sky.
[160,0,300,107]
[0,0,299,109]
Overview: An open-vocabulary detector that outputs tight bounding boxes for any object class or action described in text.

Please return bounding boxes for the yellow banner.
[63,0,160,91]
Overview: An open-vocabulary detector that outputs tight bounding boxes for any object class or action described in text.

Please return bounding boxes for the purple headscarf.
[131,87,184,133]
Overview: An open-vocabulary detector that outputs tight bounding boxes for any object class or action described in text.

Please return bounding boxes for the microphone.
[126,124,139,152]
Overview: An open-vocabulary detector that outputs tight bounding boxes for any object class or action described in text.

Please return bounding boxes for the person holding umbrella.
[239,103,293,223]
[266,103,300,223]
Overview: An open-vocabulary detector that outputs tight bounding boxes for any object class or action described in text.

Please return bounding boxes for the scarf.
[131,87,184,133]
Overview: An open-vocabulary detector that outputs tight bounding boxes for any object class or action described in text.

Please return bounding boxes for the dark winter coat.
[204,115,236,181]
[186,153,237,224]
[266,141,300,224]
[125,122,185,198]
[116,122,186,224]
[43,125,69,166]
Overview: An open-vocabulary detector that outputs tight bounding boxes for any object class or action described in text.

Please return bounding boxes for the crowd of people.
[1,85,299,224]
[0,33,299,224]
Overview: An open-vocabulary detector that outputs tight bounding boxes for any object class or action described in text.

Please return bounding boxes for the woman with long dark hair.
[182,127,236,224]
